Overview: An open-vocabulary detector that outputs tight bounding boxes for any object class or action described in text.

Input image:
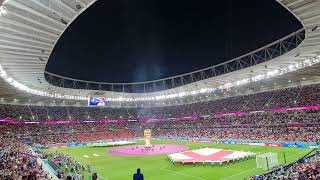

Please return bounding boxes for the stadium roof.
[0,0,319,107]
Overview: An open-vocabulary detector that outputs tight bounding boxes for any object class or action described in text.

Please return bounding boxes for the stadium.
[0,0,320,179]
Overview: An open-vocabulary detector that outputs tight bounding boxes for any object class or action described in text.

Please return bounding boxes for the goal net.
[256,152,279,170]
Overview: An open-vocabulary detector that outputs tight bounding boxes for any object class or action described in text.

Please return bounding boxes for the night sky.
[46,0,302,83]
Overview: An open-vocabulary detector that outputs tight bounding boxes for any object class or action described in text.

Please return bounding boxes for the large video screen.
[88,96,106,106]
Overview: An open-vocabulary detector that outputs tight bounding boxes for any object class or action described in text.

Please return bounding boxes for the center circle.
[108,144,188,156]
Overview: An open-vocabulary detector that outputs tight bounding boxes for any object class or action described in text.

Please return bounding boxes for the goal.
[256,152,279,170]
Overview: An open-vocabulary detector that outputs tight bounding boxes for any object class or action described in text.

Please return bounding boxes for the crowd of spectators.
[0,139,52,179]
[46,152,84,180]
[0,123,135,145]
[138,84,320,118]
[0,109,319,145]
[0,84,319,121]
[253,151,320,179]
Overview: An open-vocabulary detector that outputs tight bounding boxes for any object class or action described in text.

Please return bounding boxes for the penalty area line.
[221,167,257,180]
[160,166,206,180]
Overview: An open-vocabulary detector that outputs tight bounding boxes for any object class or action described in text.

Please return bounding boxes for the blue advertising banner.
[69,143,86,147]
[224,141,236,144]
[282,144,305,148]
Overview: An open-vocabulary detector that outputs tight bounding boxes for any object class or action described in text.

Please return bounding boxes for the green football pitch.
[45,140,311,180]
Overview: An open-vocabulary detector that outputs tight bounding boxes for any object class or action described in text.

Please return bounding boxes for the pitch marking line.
[160,166,206,180]
[221,167,257,180]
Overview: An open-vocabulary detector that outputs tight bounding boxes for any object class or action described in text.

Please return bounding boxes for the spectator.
[133,168,144,180]
[92,172,98,180]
